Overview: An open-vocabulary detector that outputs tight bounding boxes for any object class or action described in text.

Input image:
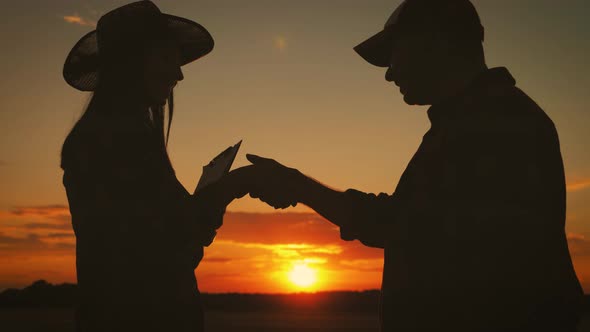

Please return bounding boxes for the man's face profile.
[385,28,447,106]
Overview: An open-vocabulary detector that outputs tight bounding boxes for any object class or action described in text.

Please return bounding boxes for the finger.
[234,190,248,199]
[249,192,260,199]
[246,154,279,167]
[268,199,292,210]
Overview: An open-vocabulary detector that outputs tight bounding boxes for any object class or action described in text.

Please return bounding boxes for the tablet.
[194,140,242,193]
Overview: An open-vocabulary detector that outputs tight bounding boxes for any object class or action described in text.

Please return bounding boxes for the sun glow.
[288,262,317,288]
[274,36,287,51]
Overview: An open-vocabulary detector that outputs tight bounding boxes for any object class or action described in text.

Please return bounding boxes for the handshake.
[228,154,306,209]
[190,153,311,247]
[194,153,309,218]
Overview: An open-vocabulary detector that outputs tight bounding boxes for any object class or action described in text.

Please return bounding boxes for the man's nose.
[385,66,395,82]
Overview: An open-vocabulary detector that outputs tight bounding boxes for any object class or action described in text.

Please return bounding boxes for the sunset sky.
[0,0,589,293]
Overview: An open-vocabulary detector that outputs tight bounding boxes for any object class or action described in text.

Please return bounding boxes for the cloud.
[567,232,590,257]
[0,230,75,256]
[22,222,71,231]
[338,259,383,272]
[0,231,73,253]
[567,232,586,243]
[0,232,42,246]
[10,205,69,217]
[63,14,96,27]
[221,212,340,245]
[8,205,71,230]
[201,256,234,264]
[219,240,343,258]
[45,233,75,239]
[0,205,74,255]
[3,205,72,234]
[0,208,384,292]
[567,179,590,192]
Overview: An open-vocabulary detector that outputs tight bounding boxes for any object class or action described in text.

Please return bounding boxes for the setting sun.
[288,263,317,288]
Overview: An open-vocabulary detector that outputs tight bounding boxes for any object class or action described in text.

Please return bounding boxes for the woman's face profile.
[143,39,184,106]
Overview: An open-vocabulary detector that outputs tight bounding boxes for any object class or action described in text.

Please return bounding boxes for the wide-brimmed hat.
[354,0,484,67]
[63,0,214,91]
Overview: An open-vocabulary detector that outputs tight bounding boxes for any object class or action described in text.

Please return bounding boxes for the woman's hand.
[189,165,256,246]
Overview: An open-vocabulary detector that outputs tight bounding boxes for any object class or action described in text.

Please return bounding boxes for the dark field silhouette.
[3,281,590,332]
[1,281,380,332]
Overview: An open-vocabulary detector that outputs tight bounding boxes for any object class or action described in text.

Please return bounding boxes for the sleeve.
[336,189,399,249]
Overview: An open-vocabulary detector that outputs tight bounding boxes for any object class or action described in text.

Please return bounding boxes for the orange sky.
[2,203,590,293]
[0,0,589,294]
[0,206,383,292]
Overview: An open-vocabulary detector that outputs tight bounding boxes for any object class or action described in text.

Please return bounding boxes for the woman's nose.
[176,66,184,82]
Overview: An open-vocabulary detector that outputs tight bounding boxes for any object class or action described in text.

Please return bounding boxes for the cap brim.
[353,28,395,68]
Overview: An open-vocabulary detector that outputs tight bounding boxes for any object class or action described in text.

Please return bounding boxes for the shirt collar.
[426,67,516,126]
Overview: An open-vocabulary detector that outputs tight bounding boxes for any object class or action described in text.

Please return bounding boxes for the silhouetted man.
[246,0,583,331]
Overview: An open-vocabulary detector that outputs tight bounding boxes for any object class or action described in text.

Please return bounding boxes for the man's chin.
[402,93,430,106]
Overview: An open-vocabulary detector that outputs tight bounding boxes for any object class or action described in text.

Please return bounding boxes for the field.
[3,308,590,332]
[0,308,378,332]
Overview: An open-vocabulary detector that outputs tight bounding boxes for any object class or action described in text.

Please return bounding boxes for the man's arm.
[247,154,396,248]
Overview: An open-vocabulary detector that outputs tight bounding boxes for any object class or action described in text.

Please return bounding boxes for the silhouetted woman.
[60,2,250,331]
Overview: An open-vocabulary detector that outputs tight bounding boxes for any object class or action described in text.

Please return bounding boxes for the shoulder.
[61,112,147,170]
[454,85,558,141]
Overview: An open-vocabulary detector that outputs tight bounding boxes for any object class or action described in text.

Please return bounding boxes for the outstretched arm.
[246,154,396,248]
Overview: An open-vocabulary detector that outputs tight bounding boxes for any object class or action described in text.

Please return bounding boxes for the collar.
[426,67,516,126]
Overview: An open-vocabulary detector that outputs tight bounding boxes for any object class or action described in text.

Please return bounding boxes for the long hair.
[60,46,175,173]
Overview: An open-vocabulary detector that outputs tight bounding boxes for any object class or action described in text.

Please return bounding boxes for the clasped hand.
[212,154,304,210]
[192,154,304,246]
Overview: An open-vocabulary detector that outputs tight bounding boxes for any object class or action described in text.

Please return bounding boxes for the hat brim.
[163,14,214,66]
[63,14,214,91]
[353,28,395,68]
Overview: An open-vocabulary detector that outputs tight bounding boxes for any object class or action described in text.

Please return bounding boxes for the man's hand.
[246,154,304,209]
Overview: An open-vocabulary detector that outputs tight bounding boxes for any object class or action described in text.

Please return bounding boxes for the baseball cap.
[354,0,484,67]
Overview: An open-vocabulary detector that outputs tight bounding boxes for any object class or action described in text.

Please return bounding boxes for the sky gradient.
[0,0,589,293]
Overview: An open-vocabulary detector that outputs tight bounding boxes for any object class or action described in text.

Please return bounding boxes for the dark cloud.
[11,205,69,217]
[0,231,73,254]
[22,222,72,231]
[202,256,234,263]
[0,232,42,246]
[0,233,57,255]
[53,242,76,250]
[45,233,74,239]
